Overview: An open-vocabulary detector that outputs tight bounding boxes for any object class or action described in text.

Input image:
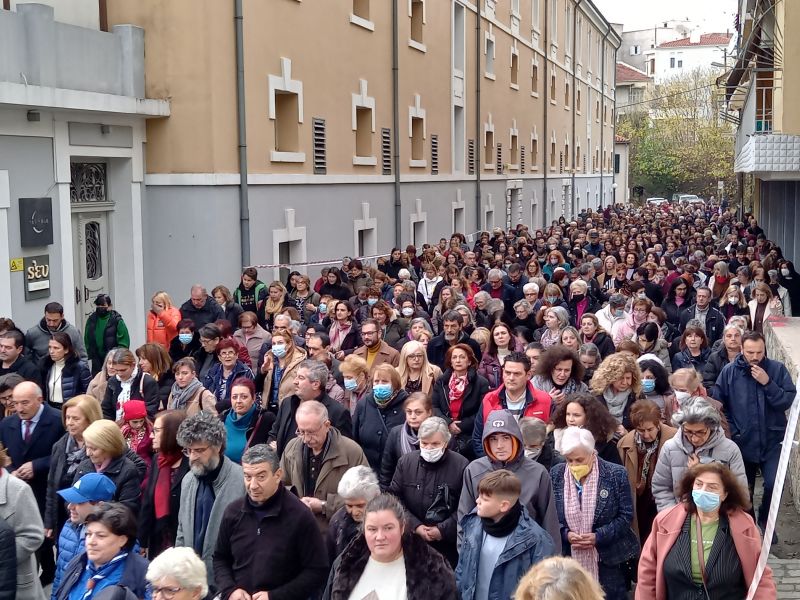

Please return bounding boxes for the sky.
[592,0,738,33]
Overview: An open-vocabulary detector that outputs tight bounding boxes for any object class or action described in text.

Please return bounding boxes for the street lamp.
[612,183,618,205]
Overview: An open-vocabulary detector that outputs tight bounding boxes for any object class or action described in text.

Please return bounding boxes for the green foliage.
[620,68,736,199]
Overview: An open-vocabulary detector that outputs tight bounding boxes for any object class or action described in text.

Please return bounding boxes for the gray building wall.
[759,180,798,268]
[0,134,59,329]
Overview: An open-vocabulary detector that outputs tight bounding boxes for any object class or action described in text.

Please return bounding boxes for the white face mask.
[524,448,542,460]
[728,296,738,305]
[674,390,691,405]
[420,447,445,463]
[781,268,791,277]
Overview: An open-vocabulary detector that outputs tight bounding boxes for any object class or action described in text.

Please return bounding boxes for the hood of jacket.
[481,409,523,466]
[38,317,69,335]
[675,424,727,455]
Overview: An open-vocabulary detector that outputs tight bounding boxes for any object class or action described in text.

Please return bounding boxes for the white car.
[646,197,669,206]
[677,194,704,205]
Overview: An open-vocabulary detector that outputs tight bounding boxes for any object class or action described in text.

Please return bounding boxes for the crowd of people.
[0,200,796,600]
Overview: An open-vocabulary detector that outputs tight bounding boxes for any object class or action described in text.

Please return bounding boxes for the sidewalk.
[770,556,800,599]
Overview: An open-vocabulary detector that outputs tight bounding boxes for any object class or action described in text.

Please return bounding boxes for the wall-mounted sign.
[23,255,50,300]
[9,258,23,272]
[19,197,54,247]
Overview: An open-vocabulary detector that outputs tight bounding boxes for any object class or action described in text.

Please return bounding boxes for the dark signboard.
[19,197,53,247]
[23,254,51,300]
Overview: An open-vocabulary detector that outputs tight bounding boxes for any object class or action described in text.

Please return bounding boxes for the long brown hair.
[678,463,751,514]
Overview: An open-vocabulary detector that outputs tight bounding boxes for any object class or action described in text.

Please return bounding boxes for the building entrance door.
[72,212,111,333]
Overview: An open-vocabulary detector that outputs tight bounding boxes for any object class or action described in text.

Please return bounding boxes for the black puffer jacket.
[432,368,490,459]
[378,423,413,490]
[101,369,160,420]
[702,345,733,396]
[72,451,146,514]
[388,449,469,566]
[352,389,409,470]
[40,354,92,406]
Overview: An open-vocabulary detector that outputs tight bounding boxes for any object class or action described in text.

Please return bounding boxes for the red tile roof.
[615,134,630,144]
[658,33,733,48]
[616,62,651,83]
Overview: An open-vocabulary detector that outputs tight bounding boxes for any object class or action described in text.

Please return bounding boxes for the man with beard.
[427,311,482,369]
[176,411,244,594]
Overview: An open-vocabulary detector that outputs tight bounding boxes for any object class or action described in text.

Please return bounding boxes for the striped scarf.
[563,455,600,581]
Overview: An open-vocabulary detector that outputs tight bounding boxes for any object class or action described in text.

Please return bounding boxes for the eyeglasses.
[683,428,709,441]
[296,425,326,439]
[182,446,210,457]
[408,354,425,360]
[150,586,183,599]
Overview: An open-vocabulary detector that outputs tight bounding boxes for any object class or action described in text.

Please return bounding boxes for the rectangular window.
[355,106,373,158]
[381,128,392,174]
[533,0,541,31]
[565,4,572,54]
[532,62,539,95]
[485,130,494,166]
[274,92,300,152]
[614,153,620,174]
[677,59,683,68]
[550,0,558,42]
[565,80,570,108]
[670,57,675,68]
[312,117,326,174]
[532,138,539,167]
[550,72,556,103]
[511,53,519,87]
[411,116,424,161]
[510,134,519,168]
[576,87,582,112]
[564,143,569,170]
[511,0,520,16]
[486,37,495,77]
[550,141,556,170]
[410,0,424,44]
[576,146,581,172]
[353,0,369,20]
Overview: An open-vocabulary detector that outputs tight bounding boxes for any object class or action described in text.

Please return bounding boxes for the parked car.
[646,197,669,206]
[678,194,704,205]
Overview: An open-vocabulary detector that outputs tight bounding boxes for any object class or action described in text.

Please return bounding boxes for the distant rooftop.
[616,62,651,83]
[658,33,733,48]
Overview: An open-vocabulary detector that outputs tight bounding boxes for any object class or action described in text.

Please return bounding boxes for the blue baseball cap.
[57,473,116,504]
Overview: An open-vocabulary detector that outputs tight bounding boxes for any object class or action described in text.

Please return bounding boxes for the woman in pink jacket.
[637,462,776,600]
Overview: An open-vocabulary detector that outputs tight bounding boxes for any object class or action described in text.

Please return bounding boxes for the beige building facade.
[106,0,619,296]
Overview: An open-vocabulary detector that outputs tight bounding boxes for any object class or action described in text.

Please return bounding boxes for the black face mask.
[95,307,109,317]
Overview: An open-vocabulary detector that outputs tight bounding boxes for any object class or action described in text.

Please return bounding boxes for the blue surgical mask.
[318,303,327,313]
[373,383,393,401]
[367,298,378,306]
[614,308,625,318]
[692,489,721,512]
[272,344,286,358]
[344,378,358,391]
[178,333,193,345]
[641,379,656,394]
[546,296,558,304]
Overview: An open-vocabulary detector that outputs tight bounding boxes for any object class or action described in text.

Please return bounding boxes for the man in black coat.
[180,285,225,330]
[268,360,351,457]
[0,329,42,386]
[678,286,726,344]
[0,380,64,584]
[213,444,329,600]
[427,311,483,369]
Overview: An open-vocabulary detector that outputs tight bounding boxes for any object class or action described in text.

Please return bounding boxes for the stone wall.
[764,316,800,513]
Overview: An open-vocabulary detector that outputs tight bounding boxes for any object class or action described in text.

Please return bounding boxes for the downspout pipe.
[542,0,549,226]
[599,26,610,208]
[234,0,250,267]
[475,6,482,233]
[571,0,582,218]
[392,0,402,247]
[611,44,618,205]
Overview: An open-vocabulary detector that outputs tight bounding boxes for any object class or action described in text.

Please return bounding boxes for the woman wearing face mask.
[777,260,800,316]
[566,280,599,328]
[638,462,775,600]
[168,318,201,363]
[635,323,672,374]
[327,466,382,560]
[389,416,469,567]
[652,397,747,512]
[101,348,160,421]
[542,250,570,279]
[718,285,749,323]
[579,314,616,358]
[636,359,674,419]
[519,416,562,471]
[550,427,640,600]
[665,369,730,437]
[591,353,643,436]
[702,324,743,395]
[549,393,621,465]
[378,392,433,488]
[84,294,131,376]
[671,325,711,374]
[339,354,370,414]
[259,330,307,412]
[612,297,651,347]
[617,400,677,544]
[352,364,409,470]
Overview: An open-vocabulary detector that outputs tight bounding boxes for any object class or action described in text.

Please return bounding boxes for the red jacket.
[480,381,552,423]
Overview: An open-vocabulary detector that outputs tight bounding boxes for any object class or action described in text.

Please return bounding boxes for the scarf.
[154,452,182,519]
[563,455,600,581]
[540,327,561,349]
[399,422,420,455]
[448,373,468,419]
[65,437,85,480]
[634,431,660,494]
[115,367,139,420]
[330,321,352,351]
[169,377,204,410]
[121,424,147,453]
[603,387,629,423]
[481,500,522,538]
[81,551,129,600]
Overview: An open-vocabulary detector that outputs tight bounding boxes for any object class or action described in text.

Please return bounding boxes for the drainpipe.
[599,26,611,208]
[571,0,582,218]
[392,0,401,247]
[611,44,618,204]
[542,0,550,226]
[234,0,250,267]
[475,6,482,233]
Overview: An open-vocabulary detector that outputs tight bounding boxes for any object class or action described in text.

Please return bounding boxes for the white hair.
[560,426,595,455]
[418,416,451,444]
[398,268,411,280]
[523,282,540,294]
[146,547,208,597]
[337,466,381,500]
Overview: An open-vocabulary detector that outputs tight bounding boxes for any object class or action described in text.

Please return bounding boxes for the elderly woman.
[323,494,457,600]
[41,331,92,408]
[101,348,160,421]
[590,353,642,434]
[515,556,605,600]
[135,342,175,409]
[397,340,441,395]
[166,357,217,415]
[478,322,525,389]
[617,400,677,544]
[327,466,382,560]
[73,420,145,513]
[232,311,270,369]
[259,329,306,411]
[389,416,469,567]
[748,281,783,333]
[139,409,189,558]
[512,298,538,334]
[352,364,410,470]
[671,324,711,374]
[566,279,598,327]
[203,338,254,413]
[702,323,743,394]
[531,345,588,408]
[579,313,615,358]
[395,317,431,352]
[44,394,103,537]
[550,427,640,600]
[212,285,244,332]
[652,397,747,512]
[146,547,207,600]
[550,393,622,465]
[340,354,370,414]
[534,306,569,349]
[638,463,776,600]
[432,344,490,459]
[54,503,149,600]
[220,378,275,464]
[147,291,182,350]
[520,416,562,472]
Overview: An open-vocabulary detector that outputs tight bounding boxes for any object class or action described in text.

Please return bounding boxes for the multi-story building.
[653,31,733,83]
[727,0,800,267]
[104,0,620,299]
[615,62,652,118]
[0,1,167,339]
[620,21,690,74]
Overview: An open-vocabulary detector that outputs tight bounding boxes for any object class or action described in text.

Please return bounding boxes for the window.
[614,153,620,174]
[576,145,581,171]
[511,0,520,16]
[576,86,582,112]
[550,71,556,103]
[595,99,600,122]
[485,32,496,79]
[630,88,644,104]
[550,0,558,43]
[531,60,539,95]
[532,136,539,167]
[564,142,569,170]
[533,0,541,31]
[353,79,376,165]
[550,140,556,170]
[565,3,572,55]
[510,133,519,168]
[564,80,570,108]
[355,107,373,160]
[576,17,582,62]
[677,59,683,68]
[312,117,326,174]
[410,0,424,46]
[275,92,300,153]
[269,57,305,163]
[411,117,424,161]
[670,56,675,68]
[350,0,374,30]
[630,45,640,56]
[485,130,494,167]
[511,50,519,88]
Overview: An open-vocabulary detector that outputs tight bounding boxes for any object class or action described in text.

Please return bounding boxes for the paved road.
[771,556,800,599]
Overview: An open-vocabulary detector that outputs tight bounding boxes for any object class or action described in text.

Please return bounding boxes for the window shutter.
[496,143,503,175]
[312,118,326,174]
[381,128,392,175]
[467,139,476,175]
[520,145,526,174]
[430,134,439,175]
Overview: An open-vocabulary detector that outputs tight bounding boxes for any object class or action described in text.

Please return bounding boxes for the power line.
[617,82,718,109]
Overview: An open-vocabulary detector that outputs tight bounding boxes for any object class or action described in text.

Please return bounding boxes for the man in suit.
[0,381,64,584]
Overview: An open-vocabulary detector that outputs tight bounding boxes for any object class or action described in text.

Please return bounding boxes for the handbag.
[425,483,455,524]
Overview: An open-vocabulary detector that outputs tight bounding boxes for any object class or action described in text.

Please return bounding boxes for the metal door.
[73,212,110,332]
